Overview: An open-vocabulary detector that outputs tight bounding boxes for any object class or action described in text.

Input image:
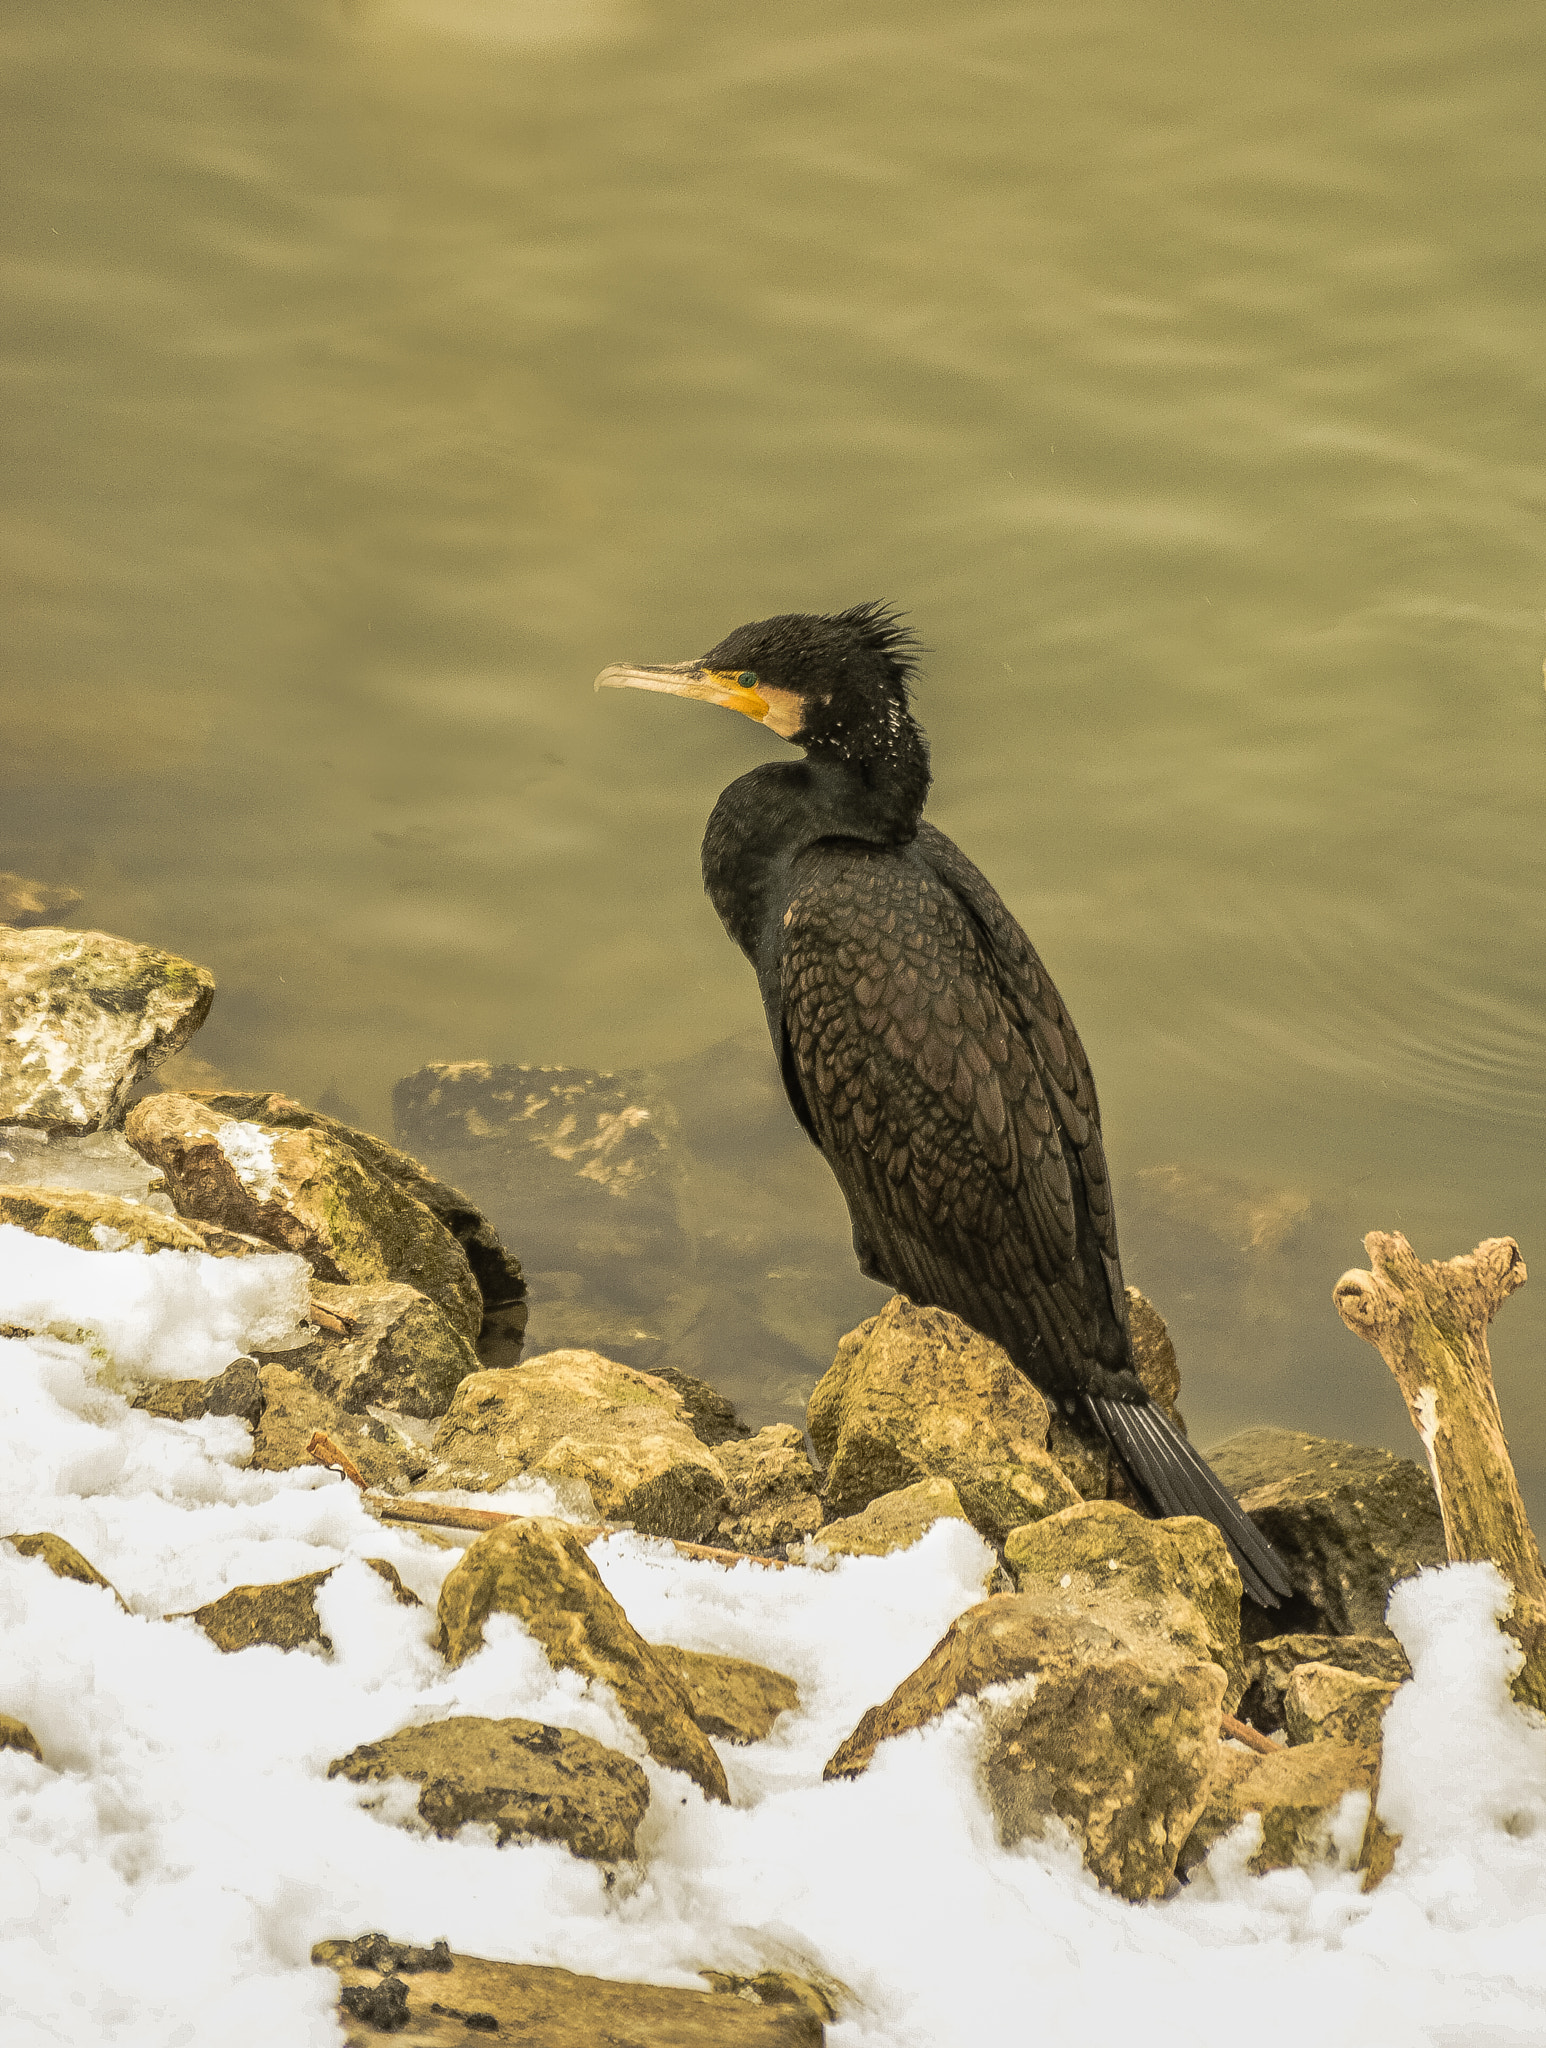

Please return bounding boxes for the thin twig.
[1220,1712,1279,1756]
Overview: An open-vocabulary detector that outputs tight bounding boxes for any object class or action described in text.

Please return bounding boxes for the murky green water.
[6,0,1544,1510]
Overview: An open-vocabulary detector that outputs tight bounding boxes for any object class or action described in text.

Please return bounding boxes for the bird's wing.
[911,821,1127,1323]
[780,840,1107,1386]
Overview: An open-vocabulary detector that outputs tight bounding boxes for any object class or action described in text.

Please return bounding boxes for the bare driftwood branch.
[1334,1231,1545,1714]
[362,1492,788,1568]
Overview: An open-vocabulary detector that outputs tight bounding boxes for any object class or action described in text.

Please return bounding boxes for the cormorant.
[598,602,1291,1606]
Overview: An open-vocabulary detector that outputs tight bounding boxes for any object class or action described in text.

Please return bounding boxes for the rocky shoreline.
[0,913,1484,2041]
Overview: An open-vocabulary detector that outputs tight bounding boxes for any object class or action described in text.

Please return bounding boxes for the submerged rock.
[0,1182,273,1260]
[714,1425,824,1553]
[807,1297,1080,1542]
[257,1279,477,1420]
[1205,1427,1446,1638]
[1283,1663,1401,1747]
[1239,1631,1412,1735]
[421,1349,728,1542]
[1004,1499,1248,1714]
[125,1093,483,1344]
[132,1358,265,1429]
[317,1940,824,2047]
[813,1477,972,1560]
[0,929,215,1133]
[1177,1739,1381,1879]
[435,1517,729,1802]
[4,1531,127,1610]
[328,1714,651,1861]
[650,1645,800,1743]
[826,1587,1227,1901]
[0,873,83,929]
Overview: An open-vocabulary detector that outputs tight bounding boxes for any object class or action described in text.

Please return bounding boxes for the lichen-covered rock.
[1004,1500,1248,1714]
[0,873,83,929]
[650,1645,800,1743]
[256,1280,477,1419]
[1239,1632,1412,1735]
[124,1093,482,1343]
[184,1091,526,1321]
[434,1517,728,1802]
[4,1531,127,1610]
[317,1940,824,2048]
[0,1182,274,1259]
[1177,1738,1380,1878]
[250,1360,426,1490]
[1205,1427,1446,1637]
[647,1362,750,1448]
[328,1714,650,1860]
[825,1588,1227,1901]
[0,929,216,1136]
[813,1477,972,1560]
[0,1713,43,1761]
[182,1558,417,1653]
[714,1425,823,1552]
[1284,1663,1400,1747]
[421,1350,728,1542]
[133,1358,265,1428]
[807,1298,1080,1543]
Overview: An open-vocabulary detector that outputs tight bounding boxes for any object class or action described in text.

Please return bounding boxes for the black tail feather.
[1087,1394,1294,1609]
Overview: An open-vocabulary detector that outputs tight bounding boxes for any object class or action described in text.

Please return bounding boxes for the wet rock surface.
[813,1477,972,1560]
[257,1279,477,1420]
[132,1358,266,1428]
[0,1182,274,1260]
[650,1645,801,1743]
[421,1350,728,1542]
[1,929,216,1134]
[1206,1427,1446,1638]
[1178,1738,1381,1879]
[1004,1500,1248,1714]
[806,1296,1081,1542]
[317,1939,825,2046]
[124,1093,484,1345]
[328,1714,651,1861]
[1239,1631,1413,1735]
[826,1587,1228,1901]
[714,1424,824,1552]
[435,1517,729,1802]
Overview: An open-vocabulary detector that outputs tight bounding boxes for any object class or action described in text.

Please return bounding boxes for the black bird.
[598,603,1291,1606]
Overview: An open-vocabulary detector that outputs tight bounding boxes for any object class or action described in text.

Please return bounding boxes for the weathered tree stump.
[1333,1232,1545,1714]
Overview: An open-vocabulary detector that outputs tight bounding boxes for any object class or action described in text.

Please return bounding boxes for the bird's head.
[596,601,924,767]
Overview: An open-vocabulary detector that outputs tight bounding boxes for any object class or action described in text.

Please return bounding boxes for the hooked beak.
[594,660,769,724]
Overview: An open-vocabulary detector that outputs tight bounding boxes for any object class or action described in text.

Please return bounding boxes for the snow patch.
[217,1120,282,1201]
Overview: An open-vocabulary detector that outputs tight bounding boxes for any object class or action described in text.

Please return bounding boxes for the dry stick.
[1333,1231,1546,1716]
[305,1429,367,1489]
[1220,1712,1279,1757]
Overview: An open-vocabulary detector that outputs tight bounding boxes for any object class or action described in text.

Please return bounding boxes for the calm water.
[6,1,1545,1513]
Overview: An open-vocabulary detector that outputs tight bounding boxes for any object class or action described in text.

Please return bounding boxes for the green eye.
[737,671,758,688]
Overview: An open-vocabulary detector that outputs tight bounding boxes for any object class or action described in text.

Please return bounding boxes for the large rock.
[184,1091,526,1324]
[825,1588,1228,1901]
[1239,1631,1412,1735]
[1283,1663,1401,1747]
[132,1358,266,1429]
[1177,1739,1380,1879]
[714,1425,824,1553]
[249,1360,428,1490]
[0,873,82,929]
[647,1362,749,1448]
[813,1477,972,1560]
[124,1093,483,1344]
[1205,1427,1446,1638]
[328,1714,650,1861]
[807,1297,1080,1542]
[0,1183,273,1260]
[420,1350,728,1542]
[4,1531,127,1610]
[1004,1499,1247,1713]
[1,930,215,1133]
[316,1938,824,2048]
[256,1280,476,1420]
[650,1646,800,1743]
[435,1517,728,1802]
